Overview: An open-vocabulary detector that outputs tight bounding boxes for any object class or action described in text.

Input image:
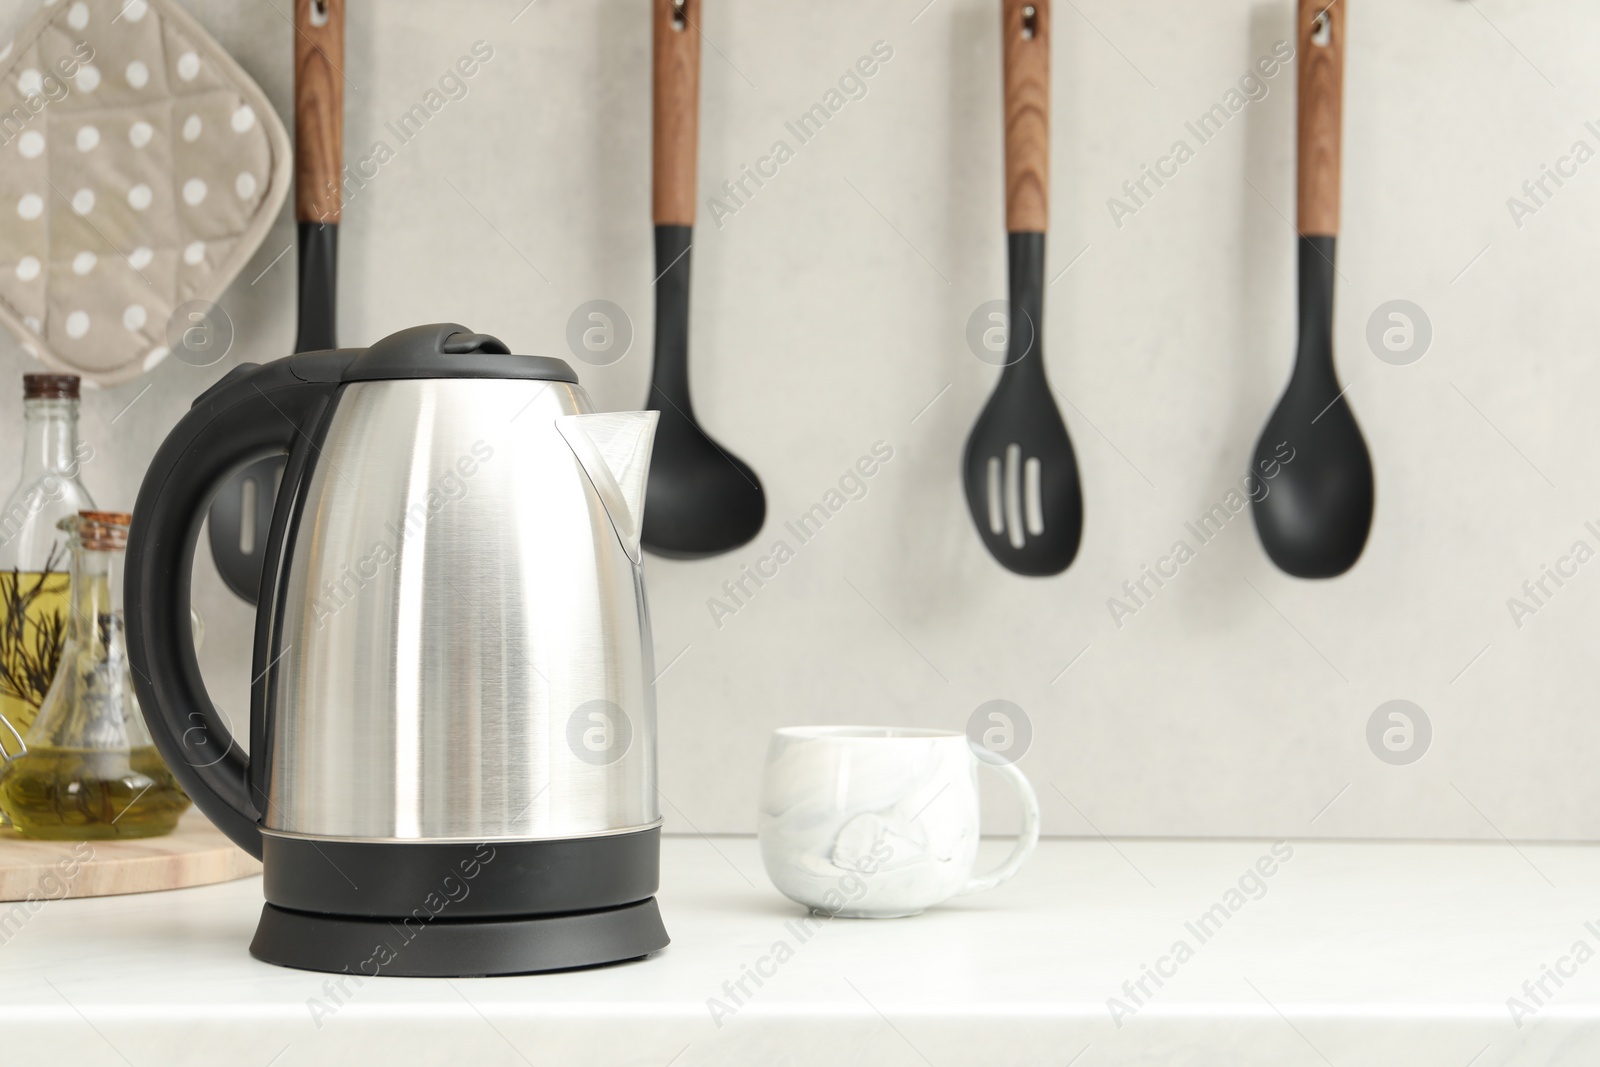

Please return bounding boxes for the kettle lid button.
[339,323,578,384]
[441,331,510,355]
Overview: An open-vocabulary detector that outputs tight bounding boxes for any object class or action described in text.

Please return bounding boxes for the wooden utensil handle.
[295,0,345,224]
[1003,0,1049,233]
[1296,0,1343,237]
[653,0,701,226]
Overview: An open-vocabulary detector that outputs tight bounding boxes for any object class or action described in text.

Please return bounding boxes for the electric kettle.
[125,324,668,976]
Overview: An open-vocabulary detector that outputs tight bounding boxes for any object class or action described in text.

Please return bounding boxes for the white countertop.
[1,835,1596,1065]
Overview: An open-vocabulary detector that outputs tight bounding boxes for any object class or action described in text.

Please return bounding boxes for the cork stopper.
[77,511,131,551]
[23,374,81,400]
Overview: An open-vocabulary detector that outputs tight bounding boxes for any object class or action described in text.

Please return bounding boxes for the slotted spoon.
[962,0,1081,577]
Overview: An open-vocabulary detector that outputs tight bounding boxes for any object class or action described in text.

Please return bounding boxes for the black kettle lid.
[336,323,578,384]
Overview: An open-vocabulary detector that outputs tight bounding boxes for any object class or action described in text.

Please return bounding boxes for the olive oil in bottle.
[0,745,188,839]
[0,513,190,839]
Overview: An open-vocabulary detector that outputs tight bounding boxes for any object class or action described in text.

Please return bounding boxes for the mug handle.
[957,759,1041,896]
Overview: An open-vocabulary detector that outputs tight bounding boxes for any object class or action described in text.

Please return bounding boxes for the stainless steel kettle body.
[266,377,659,843]
[126,325,670,976]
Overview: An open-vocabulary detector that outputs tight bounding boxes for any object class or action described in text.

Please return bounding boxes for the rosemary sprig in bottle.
[0,545,69,748]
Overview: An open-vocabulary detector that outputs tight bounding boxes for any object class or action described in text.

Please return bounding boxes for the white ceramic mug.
[758,726,1040,918]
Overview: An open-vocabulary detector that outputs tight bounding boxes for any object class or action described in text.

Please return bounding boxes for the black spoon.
[962,0,1081,577]
[1250,0,1372,579]
[641,0,765,559]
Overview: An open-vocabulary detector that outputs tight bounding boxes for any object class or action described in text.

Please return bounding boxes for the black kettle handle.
[125,355,348,858]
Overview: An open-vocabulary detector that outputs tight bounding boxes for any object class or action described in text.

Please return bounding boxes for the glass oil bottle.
[0,374,94,765]
[0,513,190,839]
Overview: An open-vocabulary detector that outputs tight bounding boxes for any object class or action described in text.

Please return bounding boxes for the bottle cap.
[76,511,131,550]
[23,374,81,400]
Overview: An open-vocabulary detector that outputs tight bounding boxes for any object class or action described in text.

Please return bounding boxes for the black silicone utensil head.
[640,400,766,559]
[639,226,766,560]
[1250,236,1373,579]
[962,372,1083,577]
[962,234,1082,577]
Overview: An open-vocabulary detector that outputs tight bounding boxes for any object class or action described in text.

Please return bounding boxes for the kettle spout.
[556,411,659,563]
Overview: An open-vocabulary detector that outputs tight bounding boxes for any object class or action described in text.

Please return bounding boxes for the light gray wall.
[2,0,1595,840]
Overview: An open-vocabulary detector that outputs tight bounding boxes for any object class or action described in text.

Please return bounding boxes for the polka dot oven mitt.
[0,0,290,386]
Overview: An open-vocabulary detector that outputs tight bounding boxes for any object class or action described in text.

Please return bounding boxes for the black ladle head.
[961,234,1083,577]
[639,225,766,559]
[1251,236,1373,579]
[640,402,766,559]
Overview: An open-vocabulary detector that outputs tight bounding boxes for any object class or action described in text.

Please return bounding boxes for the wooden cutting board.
[0,808,260,901]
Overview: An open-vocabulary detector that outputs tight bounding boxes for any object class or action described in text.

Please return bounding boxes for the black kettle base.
[249,897,669,977]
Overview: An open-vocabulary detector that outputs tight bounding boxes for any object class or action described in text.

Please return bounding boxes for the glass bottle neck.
[19,399,82,477]
[67,541,125,654]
